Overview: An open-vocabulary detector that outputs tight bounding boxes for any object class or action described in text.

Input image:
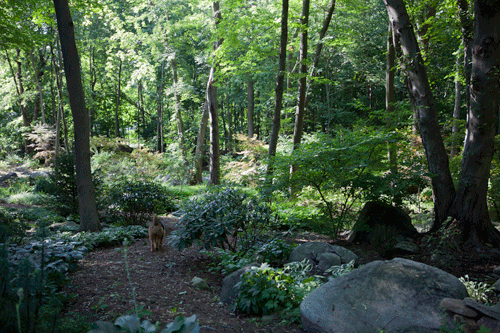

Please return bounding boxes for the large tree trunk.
[247,77,254,138]
[290,0,309,180]
[53,0,100,232]
[450,1,500,246]
[267,0,288,170]
[450,52,462,158]
[193,103,209,184]
[206,1,223,186]
[207,65,220,185]
[384,0,455,230]
[386,23,397,172]
[55,36,69,150]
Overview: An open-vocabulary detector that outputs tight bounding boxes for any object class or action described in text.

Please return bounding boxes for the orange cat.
[148,215,165,252]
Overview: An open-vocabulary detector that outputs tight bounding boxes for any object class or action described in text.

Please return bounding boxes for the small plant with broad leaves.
[458,275,494,304]
[87,314,200,333]
[325,260,356,279]
[235,260,323,321]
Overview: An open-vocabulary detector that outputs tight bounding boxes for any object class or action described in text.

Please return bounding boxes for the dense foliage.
[171,187,274,252]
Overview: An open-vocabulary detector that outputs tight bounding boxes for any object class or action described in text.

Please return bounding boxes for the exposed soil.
[62,216,500,332]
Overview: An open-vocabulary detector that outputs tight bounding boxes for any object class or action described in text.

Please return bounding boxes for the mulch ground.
[62,216,500,332]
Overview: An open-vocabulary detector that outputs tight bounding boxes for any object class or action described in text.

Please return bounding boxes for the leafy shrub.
[171,187,274,252]
[0,208,28,243]
[0,242,76,333]
[235,260,323,319]
[254,238,296,267]
[104,178,176,225]
[201,248,255,276]
[34,151,78,216]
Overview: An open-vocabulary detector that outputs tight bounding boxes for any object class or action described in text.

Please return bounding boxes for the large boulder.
[288,242,358,271]
[220,263,259,305]
[301,258,468,333]
[348,201,419,256]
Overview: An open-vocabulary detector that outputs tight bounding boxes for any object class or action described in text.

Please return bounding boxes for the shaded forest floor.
[62,217,500,332]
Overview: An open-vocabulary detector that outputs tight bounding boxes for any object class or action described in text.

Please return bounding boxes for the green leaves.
[171,187,273,252]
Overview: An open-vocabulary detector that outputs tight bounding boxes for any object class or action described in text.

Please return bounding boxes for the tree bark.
[193,103,209,184]
[290,0,309,181]
[450,1,500,246]
[386,23,398,175]
[207,65,220,185]
[16,50,29,127]
[156,62,165,153]
[114,59,122,138]
[247,77,254,138]
[267,0,288,170]
[30,48,46,124]
[384,0,455,229]
[206,1,223,186]
[171,58,187,163]
[450,51,462,158]
[53,0,100,232]
[55,36,69,150]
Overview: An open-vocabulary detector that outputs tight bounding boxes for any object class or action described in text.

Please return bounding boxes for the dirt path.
[63,220,304,332]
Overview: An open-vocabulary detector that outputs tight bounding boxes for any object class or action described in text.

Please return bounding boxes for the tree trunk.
[267,0,288,170]
[156,62,165,153]
[226,90,233,152]
[384,0,455,229]
[290,0,309,180]
[193,103,209,184]
[458,0,473,121]
[55,35,69,150]
[386,23,398,174]
[450,1,500,246]
[137,80,144,141]
[30,48,46,124]
[247,77,254,138]
[304,0,335,106]
[207,65,220,185]
[16,50,29,127]
[50,48,62,157]
[171,58,187,163]
[206,1,223,186]
[114,59,122,138]
[53,0,100,232]
[450,51,462,158]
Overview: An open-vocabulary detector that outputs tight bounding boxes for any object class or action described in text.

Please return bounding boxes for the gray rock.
[301,258,468,333]
[393,237,420,254]
[317,252,341,271]
[493,278,500,293]
[348,201,418,246]
[440,298,479,318]
[477,316,500,333]
[0,172,18,183]
[463,298,500,321]
[88,320,120,333]
[220,263,259,305]
[288,242,358,272]
[191,276,210,291]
